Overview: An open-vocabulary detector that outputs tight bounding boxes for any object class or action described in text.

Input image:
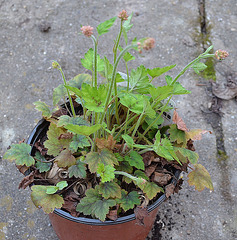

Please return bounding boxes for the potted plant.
[4,10,228,240]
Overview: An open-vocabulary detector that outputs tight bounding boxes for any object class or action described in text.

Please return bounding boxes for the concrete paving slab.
[0,0,236,239]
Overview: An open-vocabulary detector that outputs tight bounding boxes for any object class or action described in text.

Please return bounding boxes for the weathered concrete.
[0,0,236,239]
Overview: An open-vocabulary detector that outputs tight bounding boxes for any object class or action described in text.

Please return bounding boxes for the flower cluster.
[81,25,94,37]
[118,10,128,21]
[137,38,155,53]
[215,49,229,60]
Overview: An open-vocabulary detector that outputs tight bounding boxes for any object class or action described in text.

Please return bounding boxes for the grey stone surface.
[0,0,236,239]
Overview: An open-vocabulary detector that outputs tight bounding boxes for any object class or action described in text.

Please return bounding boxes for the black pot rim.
[27,119,180,226]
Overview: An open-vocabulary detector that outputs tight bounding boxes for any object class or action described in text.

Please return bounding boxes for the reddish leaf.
[186,129,211,141]
[18,171,34,189]
[152,172,172,186]
[165,183,175,198]
[96,135,116,150]
[134,206,149,226]
[172,110,189,132]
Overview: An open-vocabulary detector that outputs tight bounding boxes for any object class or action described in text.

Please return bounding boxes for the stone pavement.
[0,0,236,239]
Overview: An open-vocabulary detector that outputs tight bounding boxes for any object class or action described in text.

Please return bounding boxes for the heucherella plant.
[4,10,228,222]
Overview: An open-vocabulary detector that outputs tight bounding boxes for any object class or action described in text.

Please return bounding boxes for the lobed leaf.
[124,151,145,170]
[44,123,71,156]
[68,157,87,178]
[97,163,116,183]
[118,190,140,212]
[65,124,102,136]
[139,181,164,200]
[3,143,35,167]
[147,65,176,78]
[98,181,122,199]
[85,149,118,173]
[165,75,191,95]
[31,185,64,214]
[174,147,199,164]
[69,134,91,152]
[57,115,89,128]
[191,62,207,74]
[35,151,51,173]
[97,16,117,36]
[187,164,214,191]
[185,129,211,141]
[168,124,187,146]
[33,101,52,118]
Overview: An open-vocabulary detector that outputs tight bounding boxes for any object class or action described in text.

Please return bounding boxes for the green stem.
[99,44,136,125]
[124,109,130,134]
[113,21,123,64]
[131,112,144,138]
[54,62,76,117]
[91,35,98,87]
[114,171,145,185]
[126,62,130,91]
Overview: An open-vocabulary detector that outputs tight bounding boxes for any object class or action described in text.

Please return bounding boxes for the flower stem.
[91,35,98,88]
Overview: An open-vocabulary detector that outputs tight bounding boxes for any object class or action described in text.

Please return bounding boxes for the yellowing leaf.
[168,124,187,146]
[139,181,164,200]
[3,143,35,167]
[186,129,211,141]
[96,135,116,150]
[97,163,115,183]
[55,149,76,168]
[187,164,214,192]
[44,123,71,156]
[85,149,118,173]
[34,101,52,118]
[65,124,102,136]
[31,185,64,214]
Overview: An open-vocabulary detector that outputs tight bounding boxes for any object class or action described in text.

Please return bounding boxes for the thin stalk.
[56,64,76,117]
[99,44,136,125]
[131,112,144,138]
[124,109,130,134]
[126,62,130,91]
[91,35,98,87]
[113,21,123,64]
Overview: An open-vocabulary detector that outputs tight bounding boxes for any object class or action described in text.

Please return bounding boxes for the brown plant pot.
[27,119,180,240]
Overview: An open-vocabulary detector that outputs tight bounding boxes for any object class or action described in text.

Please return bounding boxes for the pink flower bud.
[118,10,128,21]
[81,26,94,37]
[215,50,229,60]
[143,38,155,50]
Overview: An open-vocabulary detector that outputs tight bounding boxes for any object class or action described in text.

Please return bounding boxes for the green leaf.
[33,101,52,118]
[192,62,207,74]
[174,147,199,165]
[55,149,76,168]
[53,74,91,105]
[31,185,64,214]
[46,186,58,195]
[165,75,191,95]
[56,181,68,190]
[124,151,145,170]
[81,48,104,72]
[97,16,117,36]
[65,124,102,136]
[68,158,87,178]
[140,181,164,200]
[79,83,107,112]
[149,85,174,102]
[187,164,213,191]
[98,181,122,199]
[147,65,176,78]
[153,131,179,162]
[134,170,149,181]
[120,93,145,114]
[129,65,151,93]
[44,123,71,156]
[118,46,135,62]
[97,163,115,183]
[168,124,187,146]
[57,115,89,128]
[122,134,148,150]
[85,149,118,173]
[119,190,140,212]
[76,187,116,221]
[3,143,35,167]
[69,135,91,152]
[122,13,133,44]
[35,152,51,173]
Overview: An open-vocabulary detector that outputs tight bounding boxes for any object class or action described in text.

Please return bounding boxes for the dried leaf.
[187,164,214,191]
[34,141,47,156]
[172,110,189,132]
[96,135,116,150]
[186,129,211,141]
[106,205,119,221]
[18,171,34,189]
[152,172,172,186]
[145,165,156,177]
[134,206,149,226]
[141,151,154,167]
[55,149,77,168]
[58,132,73,140]
[62,192,80,217]
[165,183,175,198]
